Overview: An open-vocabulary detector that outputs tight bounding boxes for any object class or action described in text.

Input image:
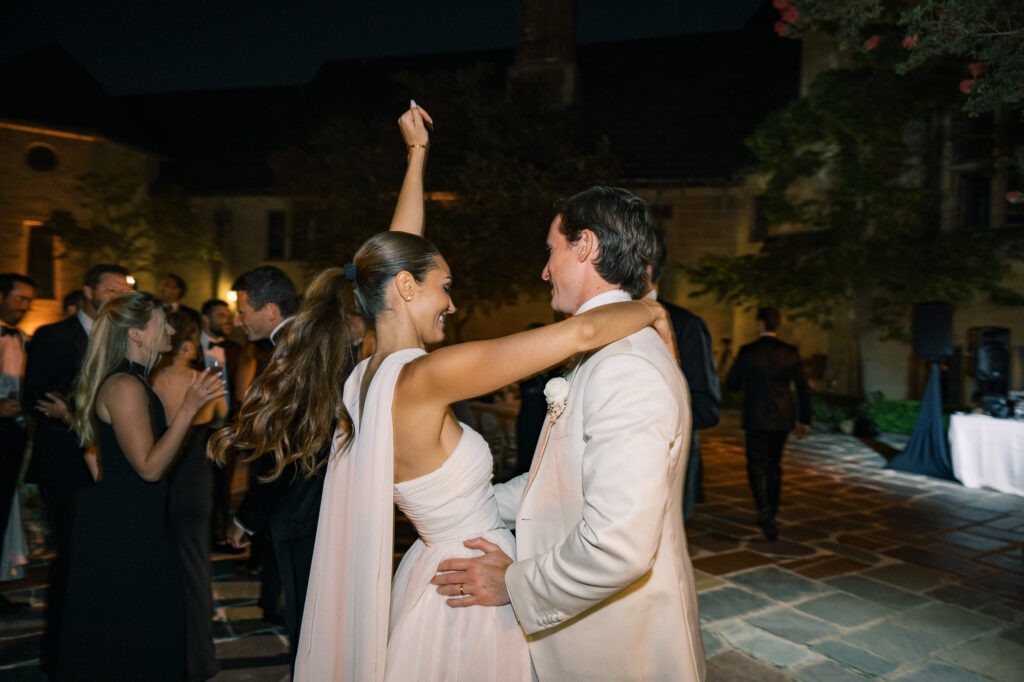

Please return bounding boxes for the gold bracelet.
[407,143,429,151]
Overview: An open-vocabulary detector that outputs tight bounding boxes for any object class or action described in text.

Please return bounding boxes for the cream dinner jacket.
[494,327,706,681]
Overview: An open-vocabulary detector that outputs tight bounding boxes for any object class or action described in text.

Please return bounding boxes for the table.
[949,413,1024,497]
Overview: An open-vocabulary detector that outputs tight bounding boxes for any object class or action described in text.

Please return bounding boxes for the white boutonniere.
[544,377,570,424]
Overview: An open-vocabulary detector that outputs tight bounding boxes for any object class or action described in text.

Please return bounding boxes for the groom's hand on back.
[432,538,512,608]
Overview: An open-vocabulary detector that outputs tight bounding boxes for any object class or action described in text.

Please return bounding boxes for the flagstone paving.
[0,410,1021,679]
[696,413,1024,680]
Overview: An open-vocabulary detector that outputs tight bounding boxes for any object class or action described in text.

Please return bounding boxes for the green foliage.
[43,174,214,274]
[861,391,921,433]
[775,1,1024,118]
[811,390,924,433]
[687,29,1024,341]
[272,66,619,338]
[811,392,861,424]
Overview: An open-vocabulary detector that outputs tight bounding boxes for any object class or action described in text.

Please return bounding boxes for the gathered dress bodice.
[393,426,505,547]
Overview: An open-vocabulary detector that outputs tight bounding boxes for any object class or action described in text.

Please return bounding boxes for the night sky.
[3,0,764,94]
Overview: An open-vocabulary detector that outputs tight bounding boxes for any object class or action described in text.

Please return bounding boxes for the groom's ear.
[576,229,599,264]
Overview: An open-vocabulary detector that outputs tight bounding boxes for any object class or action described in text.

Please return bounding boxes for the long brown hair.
[152,310,200,374]
[71,292,165,447]
[208,268,355,481]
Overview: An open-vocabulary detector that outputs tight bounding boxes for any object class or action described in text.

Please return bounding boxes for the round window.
[26,145,58,172]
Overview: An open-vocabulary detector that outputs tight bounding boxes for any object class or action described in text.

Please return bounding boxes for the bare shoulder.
[97,372,149,423]
[101,372,147,401]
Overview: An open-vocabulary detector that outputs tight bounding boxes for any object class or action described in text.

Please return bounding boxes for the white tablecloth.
[949,413,1024,497]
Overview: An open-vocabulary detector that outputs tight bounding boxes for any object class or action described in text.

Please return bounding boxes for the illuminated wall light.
[226,290,237,303]
[126,275,137,287]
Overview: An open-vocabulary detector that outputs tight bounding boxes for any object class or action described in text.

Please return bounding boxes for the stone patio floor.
[0,410,1021,680]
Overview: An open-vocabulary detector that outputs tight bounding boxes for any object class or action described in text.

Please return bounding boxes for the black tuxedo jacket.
[235,444,327,543]
[23,315,92,491]
[725,335,811,431]
[659,297,720,431]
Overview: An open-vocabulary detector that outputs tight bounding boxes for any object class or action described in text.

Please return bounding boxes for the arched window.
[25,144,59,172]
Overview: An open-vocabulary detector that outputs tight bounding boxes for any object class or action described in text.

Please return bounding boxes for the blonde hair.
[71,292,166,447]
[209,268,355,481]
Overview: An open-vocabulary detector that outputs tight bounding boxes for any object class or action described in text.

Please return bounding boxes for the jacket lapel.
[520,354,588,502]
[71,317,88,357]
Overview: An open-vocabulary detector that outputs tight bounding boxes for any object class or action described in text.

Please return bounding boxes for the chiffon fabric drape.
[293,351,405,681]
[0,491,27,581]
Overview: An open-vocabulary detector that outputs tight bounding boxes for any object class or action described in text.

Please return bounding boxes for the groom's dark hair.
[554,186,656,298]
[232,266,298,317]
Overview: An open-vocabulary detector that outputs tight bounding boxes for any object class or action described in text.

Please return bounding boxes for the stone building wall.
[0,120,158,334]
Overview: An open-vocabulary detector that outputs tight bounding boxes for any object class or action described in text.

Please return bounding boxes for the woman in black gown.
[58,292,225,681]
[152,311,227,681]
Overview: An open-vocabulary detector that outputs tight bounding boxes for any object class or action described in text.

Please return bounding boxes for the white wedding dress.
[296,348,532,681]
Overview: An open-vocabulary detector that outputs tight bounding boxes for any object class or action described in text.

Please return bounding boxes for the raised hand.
[183,368,227,416]
[399,100,432,150]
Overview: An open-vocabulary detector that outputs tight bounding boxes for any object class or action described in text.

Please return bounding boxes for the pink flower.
[774,20,788,37]
[1007,191,1023,204]
[864,35,880,50]
[960,79,975,94]
[968,62,987,76]
[782,5,799,22]
[772,0,789,9]
[902,35,918,49]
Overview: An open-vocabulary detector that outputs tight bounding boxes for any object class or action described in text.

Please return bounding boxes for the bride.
[225,105,675,680]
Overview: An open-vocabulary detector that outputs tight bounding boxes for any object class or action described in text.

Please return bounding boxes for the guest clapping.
[152,310,226,681]
[57,292,224,681]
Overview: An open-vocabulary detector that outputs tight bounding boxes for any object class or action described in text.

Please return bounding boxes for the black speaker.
[968,327,1010,395]
[912,302,953,361]
[942,346,964,405]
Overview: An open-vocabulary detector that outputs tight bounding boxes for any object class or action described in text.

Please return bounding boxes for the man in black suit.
[24,263,130,673]
[642,231,720,520]
[0,274,36,592]
[725,307,810,542]
[158,273,200,325]
[225,266,323,665]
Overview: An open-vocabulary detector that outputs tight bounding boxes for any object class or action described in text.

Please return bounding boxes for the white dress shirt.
[269,316,294,346]
[0,325,26,398]
[574,289,631,315]
[76,309,94,336]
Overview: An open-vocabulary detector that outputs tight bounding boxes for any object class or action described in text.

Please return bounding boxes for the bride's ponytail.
[351,231,441,320]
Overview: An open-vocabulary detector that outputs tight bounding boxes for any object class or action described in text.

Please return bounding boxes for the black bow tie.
[207,340,226,349]
[0,326,18,337]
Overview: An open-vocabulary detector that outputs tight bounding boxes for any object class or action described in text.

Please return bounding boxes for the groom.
[433,187,706,680]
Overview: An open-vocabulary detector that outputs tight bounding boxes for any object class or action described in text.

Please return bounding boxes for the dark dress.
[168,422,218,681]
[58,362,184,681]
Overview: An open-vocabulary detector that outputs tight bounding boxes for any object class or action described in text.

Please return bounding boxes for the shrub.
[810,393,860,426]
[861,391,921,435]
